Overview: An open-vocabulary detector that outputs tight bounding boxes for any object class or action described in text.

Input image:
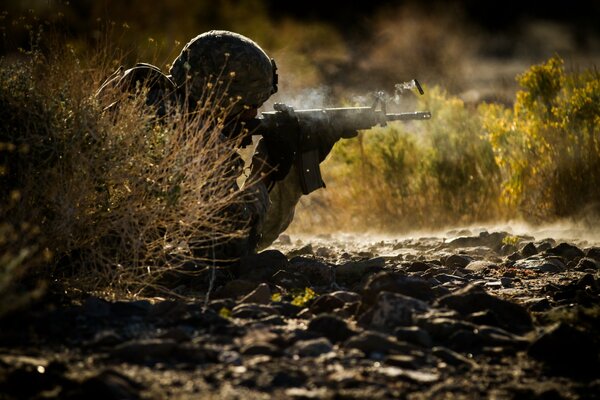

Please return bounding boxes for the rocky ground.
[1,228,599,399]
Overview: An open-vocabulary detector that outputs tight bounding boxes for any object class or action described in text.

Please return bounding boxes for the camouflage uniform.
[97,31,304,260]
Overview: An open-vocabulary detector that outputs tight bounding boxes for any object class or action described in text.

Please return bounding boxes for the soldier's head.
[169,30,277,121]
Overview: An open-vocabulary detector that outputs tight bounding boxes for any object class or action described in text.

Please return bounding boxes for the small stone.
[360,291,429,331]
[432,346,478,368]
[545,242,584,261]
[270,270,311,289]
[237,249,289,281]
[528,322,599,374]
[362,272,434,304]
[520,242,538,257]
[500,277,513,288]
[240,342,280,356]
[445,254,472,268]
[213,280,258,299]
[336,258,385,283]
[585,247,600,262]
[231,303,279,319]
[288,257,332,286]
[239,283,271,305]
[576,257,599,271]
[289,337,333,357]
[435,283,533,334]
[82,297,111,318]
[394,326,433,348]
[465,260,497,272]
[277,234,292,245]
[344,330,413,356]
[308,314,355,343]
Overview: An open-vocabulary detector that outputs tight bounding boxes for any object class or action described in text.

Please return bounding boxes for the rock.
[289,337,333,357]
[434,273,467,284]
[385,354,426,369]
[213,280,258,299]
[432,346,478,368]
[545,242,584,261]
[315,247,334,258]
[231,303,279,319]
[75,369,142,400]
[310,291,360,315]
[362,272,434,304]
[240,342,280,356]
[394,326,433,348]
[82,297,111,318]
[236,249,288,281]
[500,277,513,288]
[288,256,332,286]
[417,317,477,340]
[359,292,429,331]
[277,234,292,245]
[435,283,533,334]
[335,257,385,283]
[447,325,529,352]
[111,339,212,364]
[576,257,599,271]
[528,323,599,374]
[446,231,507,251]
[500,244,517,256]
[239,283,271,305]
[111,300,152,318]
[271,302,303,318]
[376,366,440,383]
[287,243,314,257]
[465,260,497,272]
[535,239,556,252]
[513,257,565,273]
[524,298,551,312]
[307,314,356,343]
[87,330,124,348]
[270,270,311,289]
[148,300,188,320]
[521,242,538,257]
[405,261,431,272]
[444,254,472,268]
[218,350,242,366]
[585,247,600,262]
[344,330,413,356]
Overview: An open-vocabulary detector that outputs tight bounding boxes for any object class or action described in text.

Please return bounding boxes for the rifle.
[248,80,432,194]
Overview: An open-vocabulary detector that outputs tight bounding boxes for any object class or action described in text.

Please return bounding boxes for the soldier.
[97,30,338,261]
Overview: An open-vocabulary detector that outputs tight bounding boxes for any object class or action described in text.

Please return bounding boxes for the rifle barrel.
[386,111,431,121]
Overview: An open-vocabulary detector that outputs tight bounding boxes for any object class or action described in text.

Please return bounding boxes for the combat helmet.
[169,30,278,117]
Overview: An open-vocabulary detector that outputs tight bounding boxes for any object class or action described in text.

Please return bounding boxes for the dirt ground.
[1,227,599,399]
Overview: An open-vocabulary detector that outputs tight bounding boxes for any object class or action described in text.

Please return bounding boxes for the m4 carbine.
[249,80,432,194]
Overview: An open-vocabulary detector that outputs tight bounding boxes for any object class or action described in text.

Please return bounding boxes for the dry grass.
[0,33,253,311]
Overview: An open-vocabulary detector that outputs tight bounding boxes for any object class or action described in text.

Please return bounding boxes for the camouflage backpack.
[96,62,178,117]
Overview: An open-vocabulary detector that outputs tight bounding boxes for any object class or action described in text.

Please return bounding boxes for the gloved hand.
[261,104,300,182]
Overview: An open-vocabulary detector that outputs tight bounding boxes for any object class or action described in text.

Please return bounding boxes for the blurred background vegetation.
[0,0,599,309]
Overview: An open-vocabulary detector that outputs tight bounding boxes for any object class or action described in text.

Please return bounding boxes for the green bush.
[482,55,600,221]
[293,86,501,232]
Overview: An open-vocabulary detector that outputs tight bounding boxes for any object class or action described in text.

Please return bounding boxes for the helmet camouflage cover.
[169,30,277,116]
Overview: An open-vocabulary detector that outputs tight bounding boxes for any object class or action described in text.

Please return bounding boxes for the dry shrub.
[0,35,251,305]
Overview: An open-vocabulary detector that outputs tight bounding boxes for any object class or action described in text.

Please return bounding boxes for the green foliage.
[290,287,316,307]
[482,55,600,220]
[311,86,501,231]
